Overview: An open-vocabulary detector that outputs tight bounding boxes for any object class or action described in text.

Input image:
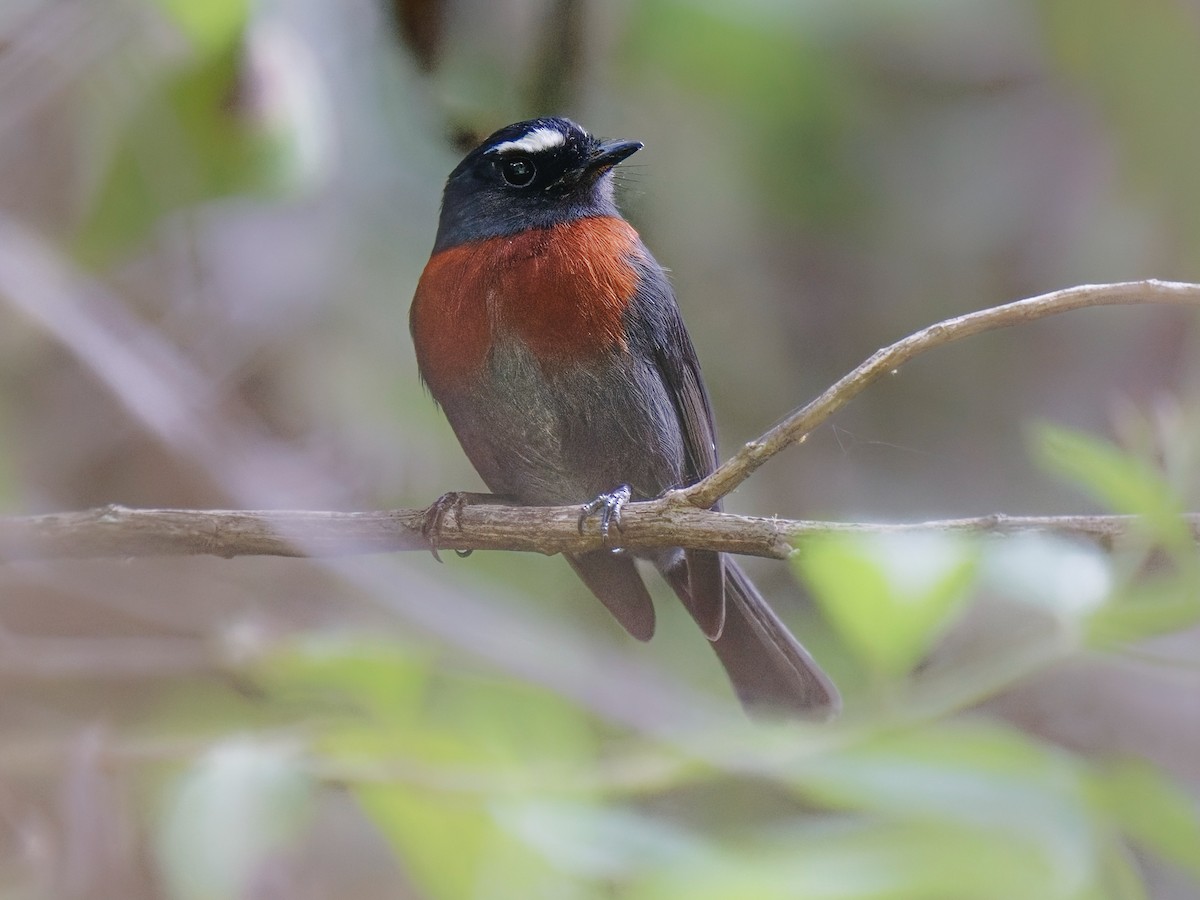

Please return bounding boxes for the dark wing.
[627,254,726,639]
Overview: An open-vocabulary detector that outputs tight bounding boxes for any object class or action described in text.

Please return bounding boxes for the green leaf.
[628,720,1170,900]
[630,818,1085,900]
[1086,578,1200,646]
[356,782,546,900]
[255,633,433,724]
[1097,845,1150,900]
[151,0,249,55]
[796,722,1096,866]
[494,801,711,879]
[794,532,977,677]
[1094,759,1200,880]
[1032,424,1191,557]
[74,6,327,265]
[349,682,600,900]
[256,634,606,898]
[1032,425,1200,644]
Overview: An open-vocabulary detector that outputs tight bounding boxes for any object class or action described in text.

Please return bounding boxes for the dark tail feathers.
[668,557,840,720]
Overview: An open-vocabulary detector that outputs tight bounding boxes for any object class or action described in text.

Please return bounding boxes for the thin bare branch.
[1,503,1195,562]
[674,279,1200,508]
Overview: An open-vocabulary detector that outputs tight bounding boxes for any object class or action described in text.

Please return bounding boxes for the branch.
[2,280,1198,563]
[1,504,1196,561]
[675,279,1200,508]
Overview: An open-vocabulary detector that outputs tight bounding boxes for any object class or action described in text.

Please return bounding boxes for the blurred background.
[1,0,1199,897]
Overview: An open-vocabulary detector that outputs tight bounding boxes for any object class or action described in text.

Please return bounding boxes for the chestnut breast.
[410,215,644,398]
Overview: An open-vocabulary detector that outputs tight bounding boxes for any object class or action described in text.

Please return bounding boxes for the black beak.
[586,139,643,172]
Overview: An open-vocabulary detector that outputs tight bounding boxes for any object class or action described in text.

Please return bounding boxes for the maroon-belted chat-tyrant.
[410,117,839,719]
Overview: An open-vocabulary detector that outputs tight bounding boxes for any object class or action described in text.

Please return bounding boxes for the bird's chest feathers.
[412,216,642,392]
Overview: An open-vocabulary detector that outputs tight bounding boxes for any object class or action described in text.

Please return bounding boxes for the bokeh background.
[1,0,1199,897]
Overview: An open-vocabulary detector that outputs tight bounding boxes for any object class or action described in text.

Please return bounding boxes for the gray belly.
[442,339,686,506]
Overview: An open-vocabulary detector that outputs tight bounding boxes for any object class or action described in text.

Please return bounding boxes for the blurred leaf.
[1086,577,1200,647]
[156,737,314,900]
[798,721,1092,845]
[1032,424,1191,557]
[794,532,977,677]
[792,721,1111,898]
[494,800,710,879]
[75,6,326,264]
[1033,425,1200,644]
[1095,758,1200,881]
[257,633,597,768]
[152,0,249,55]
[1098,849,1150,900]
[351,701,594,900]
[257,633,605,898]
[255,633,433,723]
[630,818,1085,900]
[357,782,545,900]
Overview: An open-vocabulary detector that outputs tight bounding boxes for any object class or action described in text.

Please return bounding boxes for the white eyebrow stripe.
[490,127,566,155]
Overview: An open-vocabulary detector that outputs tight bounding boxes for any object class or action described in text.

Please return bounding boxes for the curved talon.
[422,492,469,562]
[578,484,632,546]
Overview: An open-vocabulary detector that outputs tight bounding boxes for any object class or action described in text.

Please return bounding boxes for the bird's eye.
[499,156,537,187]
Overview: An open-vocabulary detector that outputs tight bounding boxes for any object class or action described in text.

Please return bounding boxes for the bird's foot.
[421,491,494,561]
[578,484,632,547]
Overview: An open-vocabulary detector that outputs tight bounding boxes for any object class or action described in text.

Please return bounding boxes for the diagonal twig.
[672,280,1200,509]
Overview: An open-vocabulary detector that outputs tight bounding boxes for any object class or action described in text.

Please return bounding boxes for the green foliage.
[74,0,321,265]
[153,0,249,54]
[151,637,1195,900]
[258,636,607,899]
[797,723,1106,896]
[1032,424,1200,645]
[138,427,1200,899]
[1034,424,1192,558]
[794,532,977,679]
[1095,759,1200,883]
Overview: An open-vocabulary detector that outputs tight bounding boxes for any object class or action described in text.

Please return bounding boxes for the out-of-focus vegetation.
[1,0,1198,897]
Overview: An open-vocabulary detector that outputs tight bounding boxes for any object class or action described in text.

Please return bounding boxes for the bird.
[410,116,839,718]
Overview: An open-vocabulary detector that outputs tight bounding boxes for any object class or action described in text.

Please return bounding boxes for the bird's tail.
[668,557,840,719]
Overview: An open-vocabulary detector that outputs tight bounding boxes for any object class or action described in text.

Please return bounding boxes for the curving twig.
[673,280,1200,509]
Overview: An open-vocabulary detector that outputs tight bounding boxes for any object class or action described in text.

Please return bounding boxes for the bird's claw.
[422,492,473,562]
[578,484,632,547]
